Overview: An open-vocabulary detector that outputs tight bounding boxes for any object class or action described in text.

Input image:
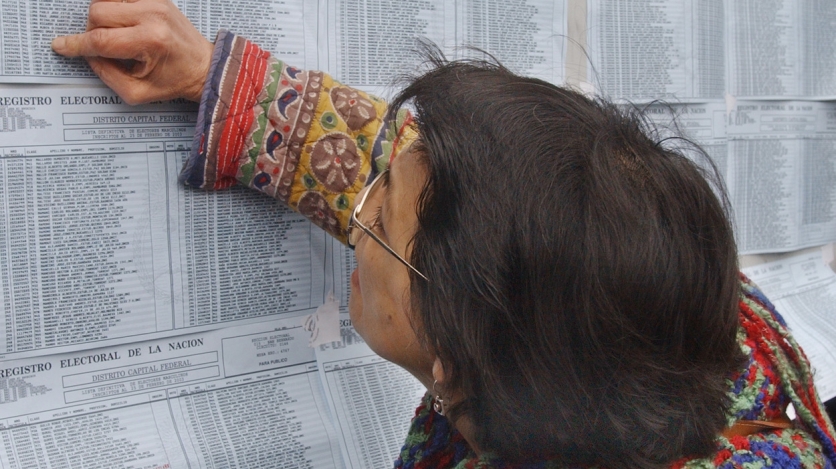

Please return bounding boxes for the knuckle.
[145,25,171,49]
[140,2,178,45]
[87,29,108,50]
[146,2,172,21]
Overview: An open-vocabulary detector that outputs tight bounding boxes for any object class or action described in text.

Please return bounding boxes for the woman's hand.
[51,0,214,105]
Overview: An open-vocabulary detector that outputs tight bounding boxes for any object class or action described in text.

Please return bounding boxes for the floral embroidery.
[297,191,341,238]
[331,86,377,130]
[310,133,361,193]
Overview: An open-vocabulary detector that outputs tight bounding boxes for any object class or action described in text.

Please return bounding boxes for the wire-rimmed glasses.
[346,169,429,281]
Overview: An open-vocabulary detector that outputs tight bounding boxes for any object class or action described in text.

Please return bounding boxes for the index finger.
[52,26,141,59]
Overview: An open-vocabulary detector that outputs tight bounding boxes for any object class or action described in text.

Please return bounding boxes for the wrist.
[185,39,215,102]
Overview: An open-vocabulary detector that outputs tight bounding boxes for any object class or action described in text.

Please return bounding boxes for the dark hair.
[390,53,746,468]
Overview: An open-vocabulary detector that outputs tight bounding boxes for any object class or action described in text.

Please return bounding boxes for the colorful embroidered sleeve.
[179,30,417,244]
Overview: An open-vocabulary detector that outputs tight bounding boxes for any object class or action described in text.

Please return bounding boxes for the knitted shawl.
[394,276,836,469]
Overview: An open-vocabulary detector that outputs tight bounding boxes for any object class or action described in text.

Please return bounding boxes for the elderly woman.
[53,1,836,468]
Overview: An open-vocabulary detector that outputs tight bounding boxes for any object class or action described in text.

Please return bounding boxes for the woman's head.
[350,54,745,468]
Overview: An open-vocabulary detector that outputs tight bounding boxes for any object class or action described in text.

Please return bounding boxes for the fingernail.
[52,37,65,52]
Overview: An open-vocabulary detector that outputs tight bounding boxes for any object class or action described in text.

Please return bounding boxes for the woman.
[53,1,836,467]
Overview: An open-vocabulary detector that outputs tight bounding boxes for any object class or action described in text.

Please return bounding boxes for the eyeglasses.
[347,169,429,281]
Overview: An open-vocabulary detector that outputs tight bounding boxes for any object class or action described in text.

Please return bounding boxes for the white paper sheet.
[726,0,836,99]
[320,0,567,98]
[635,100,836,255]
[0,85,334,361]
[587,0,725,101]
[0,316,345,468]
[587,0,836,100]
[726,101,836,254]
[315,316,425,469]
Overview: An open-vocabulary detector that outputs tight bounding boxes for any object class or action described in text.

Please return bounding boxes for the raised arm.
[181,31,415,243]
[52,0,416,243]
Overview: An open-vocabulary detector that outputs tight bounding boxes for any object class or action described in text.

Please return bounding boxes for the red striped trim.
[215,39,269,189]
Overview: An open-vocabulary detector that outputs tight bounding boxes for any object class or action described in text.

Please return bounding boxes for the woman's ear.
[432,356,446,384]
[431,356,449,416]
